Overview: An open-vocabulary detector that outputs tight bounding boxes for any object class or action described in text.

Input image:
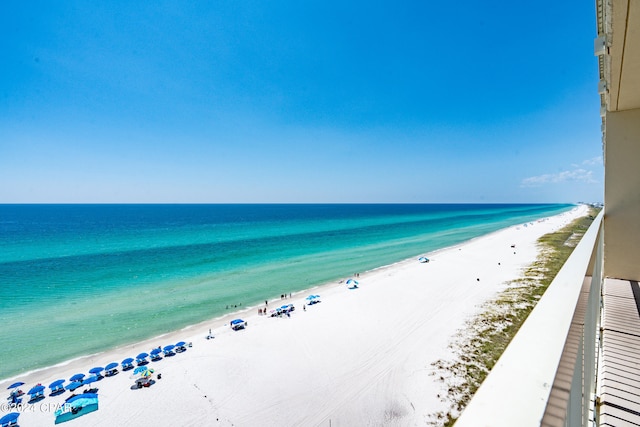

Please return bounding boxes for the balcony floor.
[600,278,640,426]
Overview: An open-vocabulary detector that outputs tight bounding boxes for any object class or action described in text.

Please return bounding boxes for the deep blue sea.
[0,203,573,380]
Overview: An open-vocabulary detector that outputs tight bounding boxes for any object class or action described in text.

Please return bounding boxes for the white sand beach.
[1,205,589,427]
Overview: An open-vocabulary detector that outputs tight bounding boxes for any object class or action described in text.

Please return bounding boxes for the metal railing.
[455,210,604,427]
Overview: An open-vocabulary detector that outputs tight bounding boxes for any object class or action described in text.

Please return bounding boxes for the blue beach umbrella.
[136,352,148,360]
[150,348,162,355]
[89,367,104,375]
[69,373,85,382]
[175,341,186,347]
[49,379,66,396]
[105,362,118,371]
[346,279,359,289]
[28,385,45,395]
[49,379,65,389]
[104,362,119,377]
[82,376,98,386]
[65,381,82,391]
[133,366,148,375]
[163,345,175,351]
[0,413,19,425]
[122,358,135,370]
[7,382,24,390]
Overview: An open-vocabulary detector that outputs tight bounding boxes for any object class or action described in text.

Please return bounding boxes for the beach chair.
[28,392,44,404]
[121,358,135,371]
[8,396,22,407]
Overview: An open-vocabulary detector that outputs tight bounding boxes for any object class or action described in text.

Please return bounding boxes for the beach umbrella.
[0,413,19,425]
[69,373,85,382]
[28,385,45,395]
[7,382,24,390]
[305,295,317,301]
[82,376,98,386]
[136,352,148,360]
[130,368,154,379]
[89,367,104,375]
[121,358,135,371]
[105,362,118,371]
[175,341,186,347]
[133,366,148,375]
[418,256,429,263]
[150,348,162,355]
[65,381,82,391]
[49,379,65,389]
[139,369,154,378]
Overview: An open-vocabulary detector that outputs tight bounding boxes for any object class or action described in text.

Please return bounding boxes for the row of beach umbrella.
[5,340,189,404]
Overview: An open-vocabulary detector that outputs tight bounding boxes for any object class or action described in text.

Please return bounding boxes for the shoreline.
[0,218,518,385]
[1,205,589,426]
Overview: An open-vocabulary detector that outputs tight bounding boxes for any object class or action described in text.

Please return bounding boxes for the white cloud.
[521,168,598,188]
[582,156,603,166]
[521,157,603,188]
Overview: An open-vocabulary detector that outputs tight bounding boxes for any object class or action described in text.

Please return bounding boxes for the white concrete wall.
[604,108,640,281]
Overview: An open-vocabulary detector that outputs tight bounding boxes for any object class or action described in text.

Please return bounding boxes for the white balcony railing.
[455,210,604,427]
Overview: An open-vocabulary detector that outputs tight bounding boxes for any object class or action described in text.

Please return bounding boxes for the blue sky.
[0,0,603,203]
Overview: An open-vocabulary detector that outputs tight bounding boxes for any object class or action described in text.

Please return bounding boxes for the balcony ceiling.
[608,0,640,111]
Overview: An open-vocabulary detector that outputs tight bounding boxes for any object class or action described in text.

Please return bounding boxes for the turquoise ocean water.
[0,204,573,380]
